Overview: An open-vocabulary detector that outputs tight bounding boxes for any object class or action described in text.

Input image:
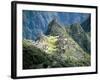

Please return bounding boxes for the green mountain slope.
[66,23,90,53]
[47,19,67,37]
[23,40,52,69]
[23,19,91,69]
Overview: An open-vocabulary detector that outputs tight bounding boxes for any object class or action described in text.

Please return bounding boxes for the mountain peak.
[68,23,90,53]
[52,18,57,23]
[46,19,67,37]
[70,23,84,33]
[49,18,61,27]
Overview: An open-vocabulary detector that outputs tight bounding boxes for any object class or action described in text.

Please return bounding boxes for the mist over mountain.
[23,10,90,40]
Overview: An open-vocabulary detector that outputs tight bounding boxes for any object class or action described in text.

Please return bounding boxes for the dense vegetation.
[23,39,90,69]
